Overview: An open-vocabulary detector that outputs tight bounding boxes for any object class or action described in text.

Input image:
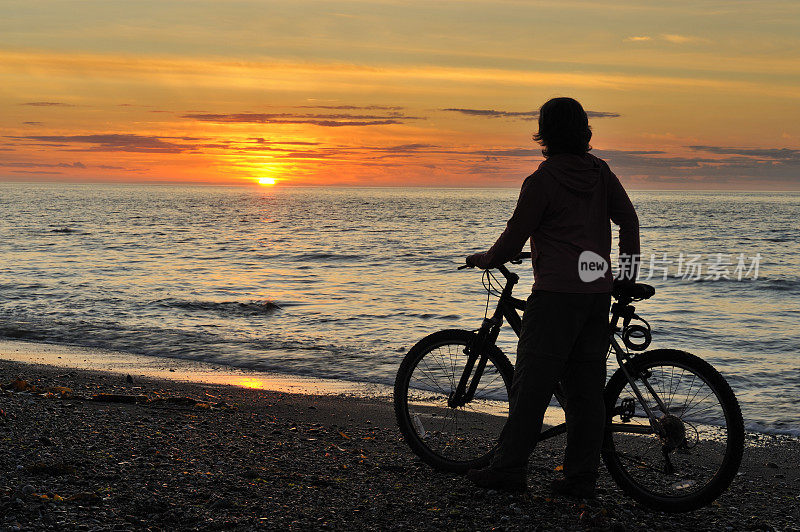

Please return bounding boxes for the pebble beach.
[1,356,799,532]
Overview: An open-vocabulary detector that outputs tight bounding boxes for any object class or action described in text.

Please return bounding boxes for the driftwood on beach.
[2,378,232,410]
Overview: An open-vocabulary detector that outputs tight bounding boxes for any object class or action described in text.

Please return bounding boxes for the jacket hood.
[538,153,603,197]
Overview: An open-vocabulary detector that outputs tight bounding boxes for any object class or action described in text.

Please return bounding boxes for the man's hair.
[533,97,592,158]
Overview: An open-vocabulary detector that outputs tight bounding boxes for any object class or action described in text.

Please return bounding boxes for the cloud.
[593,147,800,184]
[9,49,796,103]
[443,108,539,119]
[19,101,74,107]
[593,149,714,168]
[12,134,191,153]
[10,170,64,175]
[587,111,621,119]
[295,105,404,110]
[0,160,141,173]
[467,148,542,157]
[381,143,439,152]
[662,34,705,44]
[23,122,43,126]
[688,145,800,162]
[233,142,444,162]
[442,108,620,120]
[9,133,331,155]
[0,161,86,169]
[182,112,423,127]
[249,137,320,146]
[623,34,707,45]
[274,151,331,159]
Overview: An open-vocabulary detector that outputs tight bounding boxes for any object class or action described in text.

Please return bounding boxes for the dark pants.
[491,290,611,484]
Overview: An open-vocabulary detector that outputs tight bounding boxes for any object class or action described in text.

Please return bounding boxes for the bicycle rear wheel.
[394,329,513,473]
[603,349,744,512]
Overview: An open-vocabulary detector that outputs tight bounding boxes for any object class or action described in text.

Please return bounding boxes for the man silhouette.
[465,97,640,497]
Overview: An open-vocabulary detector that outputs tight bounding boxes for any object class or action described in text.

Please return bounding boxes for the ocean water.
[1,183,798,435]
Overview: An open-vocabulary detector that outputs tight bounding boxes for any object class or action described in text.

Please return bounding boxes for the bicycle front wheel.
[603,349,744,512]
[394,329,513,473]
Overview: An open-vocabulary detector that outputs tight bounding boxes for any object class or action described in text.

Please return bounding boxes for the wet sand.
[1,344,799,531]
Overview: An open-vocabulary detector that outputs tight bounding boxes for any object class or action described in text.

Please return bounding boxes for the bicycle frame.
[448,263,524,408]
[450,261,665,445]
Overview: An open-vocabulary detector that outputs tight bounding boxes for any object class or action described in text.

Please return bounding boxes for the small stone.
[767,462,779,469]
[126,374,134,383]
[21,484,35,496]
[240,469,260,479]
[67,492,101,503]
[209,497,233,510]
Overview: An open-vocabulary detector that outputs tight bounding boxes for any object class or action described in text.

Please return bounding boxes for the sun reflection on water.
[236,377,268,389]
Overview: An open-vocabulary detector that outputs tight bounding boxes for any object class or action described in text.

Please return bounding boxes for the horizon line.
[2,180,799,193]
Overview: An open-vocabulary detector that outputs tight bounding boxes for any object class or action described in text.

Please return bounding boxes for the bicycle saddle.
[612,282,655,301]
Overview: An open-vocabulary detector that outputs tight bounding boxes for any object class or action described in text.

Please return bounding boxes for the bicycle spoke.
[405,338,510,464]
[680,386,714,418]
[431,348,457,390]
[615,449,666,474]
[414,358,451,396]
[608,357,737,503]
[475,372,503,397]
[678,373,699,415]
[448,344,458,390]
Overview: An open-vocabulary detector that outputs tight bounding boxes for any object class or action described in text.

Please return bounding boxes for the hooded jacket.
[470,152,640,293]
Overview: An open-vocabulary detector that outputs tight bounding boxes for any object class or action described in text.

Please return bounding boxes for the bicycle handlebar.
[510,252,531,264]
[458,251,531,270]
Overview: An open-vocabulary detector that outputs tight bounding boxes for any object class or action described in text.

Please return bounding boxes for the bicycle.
[393,253,744,512]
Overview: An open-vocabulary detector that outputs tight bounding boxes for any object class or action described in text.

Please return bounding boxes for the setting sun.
[257,177,277,186]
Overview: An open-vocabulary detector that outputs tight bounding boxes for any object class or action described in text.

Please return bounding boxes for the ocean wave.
[683,277,799,292]
[292,252,363,261]
[0,283,47,291]
[0,326,46,340]
[153,298,282,316]
[404,312,462,320]
[49,226,79,234]
[0,315,343,360]
[744,422,800,437]
[759,278,800,292]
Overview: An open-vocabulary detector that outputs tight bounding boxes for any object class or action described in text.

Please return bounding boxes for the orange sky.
[2,1,800,189]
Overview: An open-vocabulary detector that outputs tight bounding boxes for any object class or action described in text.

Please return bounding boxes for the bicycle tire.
[602,349,744,512]
[394,329,514,473]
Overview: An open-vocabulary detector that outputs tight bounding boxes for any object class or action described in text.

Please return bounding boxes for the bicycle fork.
[448,317,500,408]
